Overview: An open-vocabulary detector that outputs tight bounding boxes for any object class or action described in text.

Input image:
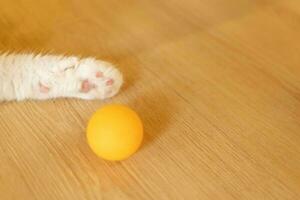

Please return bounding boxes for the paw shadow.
[128,91,176,148]
[111,59,140,95]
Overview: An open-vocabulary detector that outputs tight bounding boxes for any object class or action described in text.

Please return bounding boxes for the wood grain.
[0,0,300,199]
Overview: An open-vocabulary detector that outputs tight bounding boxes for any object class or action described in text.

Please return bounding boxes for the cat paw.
[37,57,123,100]
[73,58,123,100]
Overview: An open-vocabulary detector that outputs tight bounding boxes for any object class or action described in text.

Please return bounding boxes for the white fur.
[0,53,123,101]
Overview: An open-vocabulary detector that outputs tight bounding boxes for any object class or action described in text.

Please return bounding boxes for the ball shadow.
[128,91,176,149]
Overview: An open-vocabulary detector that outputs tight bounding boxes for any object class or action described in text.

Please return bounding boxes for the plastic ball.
[87,104,143,161]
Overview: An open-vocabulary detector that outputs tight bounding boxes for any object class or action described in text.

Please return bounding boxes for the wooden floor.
[1,0,300,199]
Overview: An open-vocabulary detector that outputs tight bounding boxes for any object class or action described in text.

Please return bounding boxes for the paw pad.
[96,71,103,78]
[39,83,50,93]
[81,80,95,93]
[106,79,114,86]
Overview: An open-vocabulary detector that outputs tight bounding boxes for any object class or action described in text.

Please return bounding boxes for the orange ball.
[87,104,143,161]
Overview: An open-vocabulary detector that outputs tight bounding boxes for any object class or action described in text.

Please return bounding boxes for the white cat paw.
[38,57,123,100]
[74,58,123,100]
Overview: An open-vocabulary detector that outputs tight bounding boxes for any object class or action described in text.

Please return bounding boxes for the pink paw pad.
[96,71,103,78]
[39,83,50,93]
[81,80,95,93]
[106,79,114,86]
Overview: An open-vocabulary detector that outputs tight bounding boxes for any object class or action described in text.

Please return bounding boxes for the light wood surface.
[1,0,300,199]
